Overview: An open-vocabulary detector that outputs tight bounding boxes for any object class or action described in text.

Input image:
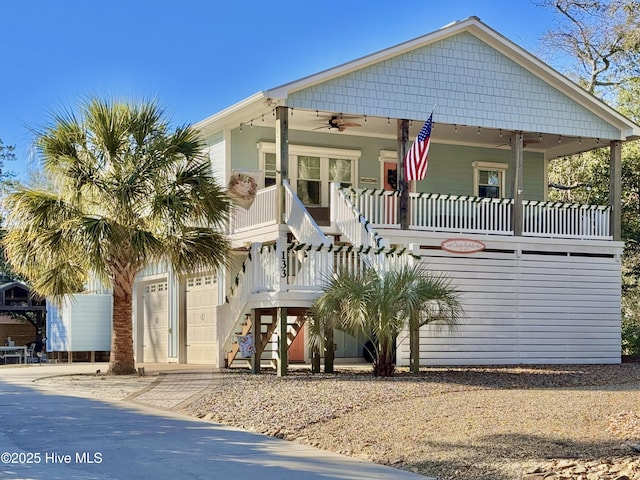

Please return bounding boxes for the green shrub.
[622,290,640,357]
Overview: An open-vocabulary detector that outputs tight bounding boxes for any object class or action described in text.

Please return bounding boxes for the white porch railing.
[218,242,417,353]
[340,187,612,239]
[229,186,277,233]
[229,183,330,245]
[351,188,400,228]
[217,248,255,350]
[410,193,513,235]
[217,242,282,354]
[522,200,611,239]
[284,180,331,246]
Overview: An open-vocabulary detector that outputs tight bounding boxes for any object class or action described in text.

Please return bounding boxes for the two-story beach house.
[131,17,640,371]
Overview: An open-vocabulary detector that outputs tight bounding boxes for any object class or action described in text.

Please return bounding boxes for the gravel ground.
[183,364,640,480]
[34,364,640,480]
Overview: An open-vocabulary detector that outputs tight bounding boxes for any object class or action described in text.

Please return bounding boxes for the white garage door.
[143,281,168,363]
[185,274,218,364]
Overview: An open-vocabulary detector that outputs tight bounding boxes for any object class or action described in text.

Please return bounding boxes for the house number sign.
[441,238,486,254]
[280,251,287,278]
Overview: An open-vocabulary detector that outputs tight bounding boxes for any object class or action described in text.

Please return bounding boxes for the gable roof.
[0,280,28,293]
[197,16,640,143]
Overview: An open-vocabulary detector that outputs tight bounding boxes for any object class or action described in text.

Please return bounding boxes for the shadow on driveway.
[0,380,431,480]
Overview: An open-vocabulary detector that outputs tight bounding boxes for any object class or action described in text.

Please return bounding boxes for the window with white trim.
[258,143,360,207]
[297,155,321,205]
[472,161,508,198]
[264,152,276,187]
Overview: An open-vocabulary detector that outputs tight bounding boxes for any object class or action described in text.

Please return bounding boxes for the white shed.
[47,294,112,356]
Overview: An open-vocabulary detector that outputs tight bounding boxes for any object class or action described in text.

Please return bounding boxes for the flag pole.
[400,107,436,230]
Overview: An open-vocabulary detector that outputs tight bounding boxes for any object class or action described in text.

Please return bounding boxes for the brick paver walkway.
[129,371,214,409]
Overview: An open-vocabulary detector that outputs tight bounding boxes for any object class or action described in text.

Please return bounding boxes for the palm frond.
[310,262,463,375]
[4,96,231,309]
[165,228,230,276]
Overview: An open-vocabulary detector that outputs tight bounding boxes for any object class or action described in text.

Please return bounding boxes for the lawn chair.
[26,343,38,364]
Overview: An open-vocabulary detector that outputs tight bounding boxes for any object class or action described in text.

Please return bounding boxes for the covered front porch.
[218,97,624,250]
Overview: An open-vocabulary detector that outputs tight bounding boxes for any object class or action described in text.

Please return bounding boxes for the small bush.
[622,314,640,356]
[622,289,640,357]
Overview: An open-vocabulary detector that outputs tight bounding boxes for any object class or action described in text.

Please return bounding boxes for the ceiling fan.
[314,115,361,132]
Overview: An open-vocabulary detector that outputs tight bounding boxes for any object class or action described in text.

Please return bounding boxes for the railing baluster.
[338,187,611,239]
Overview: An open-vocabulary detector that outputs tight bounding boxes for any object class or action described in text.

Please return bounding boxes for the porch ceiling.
[283,108,609,160]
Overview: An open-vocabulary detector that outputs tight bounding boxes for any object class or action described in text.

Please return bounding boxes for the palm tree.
[310,263,462,377]
[2,98,230,374]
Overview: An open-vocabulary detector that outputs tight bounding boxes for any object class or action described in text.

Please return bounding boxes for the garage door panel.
[143,281,168,363]
[185,275,218,365]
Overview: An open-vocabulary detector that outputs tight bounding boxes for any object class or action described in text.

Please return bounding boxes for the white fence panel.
[396,248,621,366]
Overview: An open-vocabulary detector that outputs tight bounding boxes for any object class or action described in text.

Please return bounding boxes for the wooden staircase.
[225,311,308,368]
[225,314,253,368]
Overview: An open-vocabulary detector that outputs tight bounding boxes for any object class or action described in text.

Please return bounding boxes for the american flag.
[405,113,433,182]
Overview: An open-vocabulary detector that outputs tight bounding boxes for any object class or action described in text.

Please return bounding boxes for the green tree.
[549,81,640,355]
[0,138,18,278]
[540,1,640,356]
[310,264,462,377]
[2,98,231,374]
[0,138,15,177]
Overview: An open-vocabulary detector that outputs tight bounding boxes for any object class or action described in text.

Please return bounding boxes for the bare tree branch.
[537,0,640,97]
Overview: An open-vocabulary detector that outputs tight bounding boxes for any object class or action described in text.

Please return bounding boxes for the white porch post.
[511,131,524,236]
[275,106,289,224]
[609,140,622,241]
[275,105,289,377]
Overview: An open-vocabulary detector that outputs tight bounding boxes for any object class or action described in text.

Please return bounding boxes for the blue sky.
[0,0,557,175]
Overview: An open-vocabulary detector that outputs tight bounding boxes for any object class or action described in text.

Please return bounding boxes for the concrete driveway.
[0,364,433,480]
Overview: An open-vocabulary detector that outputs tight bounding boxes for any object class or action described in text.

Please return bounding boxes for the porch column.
[276,307,288,377]
[609,140,622,241]
[510,132,524,236]
[250,308,261,374]
[275,106,290,377]
[398,119,410,230]
[275,106,289,224]
[274,230,289,377]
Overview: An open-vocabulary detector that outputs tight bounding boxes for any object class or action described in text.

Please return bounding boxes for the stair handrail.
[217,243,278,353]
[284,180,331,245]
[330,182,385,249]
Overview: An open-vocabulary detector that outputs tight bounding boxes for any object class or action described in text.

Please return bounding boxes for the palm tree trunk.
[373,356,395,377]
[373,342,395,377]
[324,327,335,373]
[311,344,321,373]
[109,273,136,375]
[409,321,420,374]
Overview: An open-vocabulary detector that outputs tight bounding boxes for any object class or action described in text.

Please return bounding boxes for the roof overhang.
[193,16,640,155]
[194,92,281,138]
[264,16,640,143]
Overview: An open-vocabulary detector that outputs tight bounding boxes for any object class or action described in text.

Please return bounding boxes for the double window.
[258,143,359,207]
